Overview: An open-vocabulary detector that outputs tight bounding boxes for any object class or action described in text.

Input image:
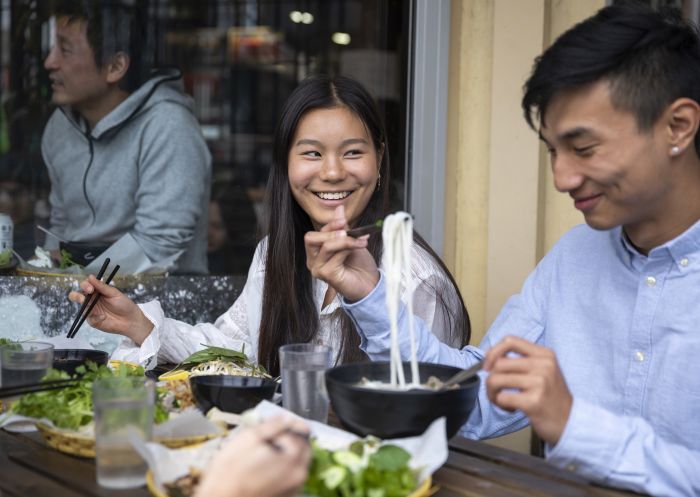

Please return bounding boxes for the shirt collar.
[617,219,700,271]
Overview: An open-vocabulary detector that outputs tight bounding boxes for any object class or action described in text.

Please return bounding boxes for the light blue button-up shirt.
[343,222,700,497]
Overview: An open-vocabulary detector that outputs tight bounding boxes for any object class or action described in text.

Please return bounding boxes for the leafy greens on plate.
[11,361,169,430]
[303,437,418,497]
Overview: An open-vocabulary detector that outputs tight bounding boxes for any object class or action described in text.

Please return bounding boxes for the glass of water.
[93,376,154,489]
[0,342,54,388]
[279,343,331,422]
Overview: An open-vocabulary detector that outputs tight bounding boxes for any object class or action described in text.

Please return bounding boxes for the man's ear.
[104,52,130,85]
[666,97,700,155]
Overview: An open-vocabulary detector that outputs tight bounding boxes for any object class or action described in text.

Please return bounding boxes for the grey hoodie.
[42,69,211,274]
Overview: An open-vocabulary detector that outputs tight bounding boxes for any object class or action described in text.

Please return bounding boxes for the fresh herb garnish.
[11,361,169,430]
[59,249,83,269]
[172,344,269,377]
[303,438,417,497]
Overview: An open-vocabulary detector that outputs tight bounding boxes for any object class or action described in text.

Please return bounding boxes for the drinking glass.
[279,344,331,422]
[93,376,154,489]
[0,342,54,388]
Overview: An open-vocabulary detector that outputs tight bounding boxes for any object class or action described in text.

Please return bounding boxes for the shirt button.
[645,276,656,287]
[680,258,689,267]
[566,464,578,472]
[635,351,645,362]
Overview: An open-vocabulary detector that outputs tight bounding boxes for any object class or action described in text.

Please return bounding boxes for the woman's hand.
[68,275,153,344]
[194,416,311,497]
[304,206,381,302]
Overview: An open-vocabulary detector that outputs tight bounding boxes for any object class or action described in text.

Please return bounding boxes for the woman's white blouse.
[111,239,464,369]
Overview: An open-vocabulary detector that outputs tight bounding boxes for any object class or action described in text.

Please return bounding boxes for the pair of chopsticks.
[66,258,120,339]
[0,378,81,399]
[266,428,311,452]
[346,214,414,238]
[346,220,384,238]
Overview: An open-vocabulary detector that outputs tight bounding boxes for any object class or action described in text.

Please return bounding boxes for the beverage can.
[0,213,12,266]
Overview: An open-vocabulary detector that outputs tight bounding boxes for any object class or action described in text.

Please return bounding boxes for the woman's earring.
[376,173,381,189]
[671,145,681,156]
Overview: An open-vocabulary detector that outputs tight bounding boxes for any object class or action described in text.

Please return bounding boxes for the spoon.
[439,360,484,391]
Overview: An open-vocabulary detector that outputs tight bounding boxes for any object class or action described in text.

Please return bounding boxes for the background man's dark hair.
[52,0,153,92]
[522,3,700,155]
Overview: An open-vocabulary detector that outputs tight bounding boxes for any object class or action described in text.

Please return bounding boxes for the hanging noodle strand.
[381,211,420,389]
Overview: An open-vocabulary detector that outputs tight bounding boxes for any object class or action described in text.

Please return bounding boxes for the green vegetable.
[303,438,417,497]
[0,249,10,267]
[11,361,169,430]
[171,344,269,377]
[59,249,82,269]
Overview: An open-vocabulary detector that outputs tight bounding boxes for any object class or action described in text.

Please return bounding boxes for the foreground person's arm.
[194,416,311,497]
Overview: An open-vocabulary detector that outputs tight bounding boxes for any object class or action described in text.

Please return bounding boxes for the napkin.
[137,400,449,494]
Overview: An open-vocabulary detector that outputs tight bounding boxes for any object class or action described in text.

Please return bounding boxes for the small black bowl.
[189,375,278,414]
[326,362,480,439]
[59,241,111,266]
[53,349,109,376]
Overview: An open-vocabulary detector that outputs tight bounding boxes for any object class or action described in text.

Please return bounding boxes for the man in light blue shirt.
[304,5,700,497]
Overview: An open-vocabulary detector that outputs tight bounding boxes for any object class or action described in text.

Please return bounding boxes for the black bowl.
[326,362,480,439]
[59,241,111,266]
[189,375,278,414]
[53,349,109,376]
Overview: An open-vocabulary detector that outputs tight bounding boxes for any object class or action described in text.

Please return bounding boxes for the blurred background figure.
[207,181,258,275]
[41,0,211,273]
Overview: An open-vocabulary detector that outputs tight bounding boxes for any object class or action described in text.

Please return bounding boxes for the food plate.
[145,470,433,497]
[35,422,227,458]
[15,264,166,287]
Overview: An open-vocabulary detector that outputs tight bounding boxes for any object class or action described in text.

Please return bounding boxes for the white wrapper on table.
[0,406,222,439]
[136,399,449,494]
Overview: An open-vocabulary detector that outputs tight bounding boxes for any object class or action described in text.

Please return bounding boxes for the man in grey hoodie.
[41,0,211,274]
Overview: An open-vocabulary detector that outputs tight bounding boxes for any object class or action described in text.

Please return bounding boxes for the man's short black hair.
[52,0,152,92]
[522,3,700,154]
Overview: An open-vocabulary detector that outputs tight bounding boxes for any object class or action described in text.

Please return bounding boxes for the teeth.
[316,191,351,200]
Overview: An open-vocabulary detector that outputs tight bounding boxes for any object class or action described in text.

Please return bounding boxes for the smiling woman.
[287,106,380,230]
[73,75,471,378]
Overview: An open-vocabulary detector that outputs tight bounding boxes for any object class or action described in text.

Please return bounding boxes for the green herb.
[10,361,165,430]
[0,250,11,267]
[59,249,83,269]
[303,438,417,497]
[172,344,268,377]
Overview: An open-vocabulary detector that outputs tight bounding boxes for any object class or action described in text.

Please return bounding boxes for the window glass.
[0,0,409,275]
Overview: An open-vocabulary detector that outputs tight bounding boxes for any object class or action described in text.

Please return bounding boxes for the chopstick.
[346,220,384,238]
[66,258,110,337]
[0,378,81,399]
[439,360,484,391]
[266,428,311,452]
[67,260,120,339]
[346,214,414,238]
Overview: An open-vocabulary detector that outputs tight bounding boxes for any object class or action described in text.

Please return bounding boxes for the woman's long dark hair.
[258,75,470,376]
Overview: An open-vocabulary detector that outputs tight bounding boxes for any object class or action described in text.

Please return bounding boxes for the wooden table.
[0,429,644,497]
